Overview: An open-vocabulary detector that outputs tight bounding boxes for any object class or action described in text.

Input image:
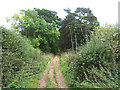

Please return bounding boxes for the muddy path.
[38,56,67,88]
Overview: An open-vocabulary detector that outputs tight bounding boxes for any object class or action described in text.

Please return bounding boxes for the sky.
[0,0,119,29]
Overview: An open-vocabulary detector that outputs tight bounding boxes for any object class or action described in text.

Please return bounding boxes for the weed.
[45,76,51,88]
[53,68,57,84]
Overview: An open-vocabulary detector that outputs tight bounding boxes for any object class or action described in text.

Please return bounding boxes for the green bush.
[60,24,118,88]
[67,43,117,84]
[1,26,43,87]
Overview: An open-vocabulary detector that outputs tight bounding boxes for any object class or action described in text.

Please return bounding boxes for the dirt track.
[38,56,67,88]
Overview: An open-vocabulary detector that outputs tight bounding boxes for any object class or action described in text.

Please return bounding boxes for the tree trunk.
[85,27,88,42]
[81,27,86,42]
[70,27,74,50]
[71,36,74,50]
[75,32,77,53]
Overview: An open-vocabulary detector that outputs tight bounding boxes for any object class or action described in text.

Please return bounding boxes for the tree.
[59,7,99,52]
[59,14,76,51]
[34,8,62,28]
[74,7,99,42]
[7,9,60,54]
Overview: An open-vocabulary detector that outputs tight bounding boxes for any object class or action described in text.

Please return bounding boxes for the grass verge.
[59,53,70,87]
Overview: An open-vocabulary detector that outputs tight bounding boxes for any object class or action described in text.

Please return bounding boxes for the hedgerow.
[1,26,51,88]
[60,24,119,88]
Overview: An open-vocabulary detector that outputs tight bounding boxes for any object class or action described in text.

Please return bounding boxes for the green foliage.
[34,8,62,28]
[2,6,119,88]
[59,51,75,87]
[59,7,99,51]
[59,24,118,88]
[14,55,52,88]
[1,26,53,88]
[2,27,29,87]
[53,68,57,84]
[7,8,60,54]
[45,76,52,88]
[45,76,58,88]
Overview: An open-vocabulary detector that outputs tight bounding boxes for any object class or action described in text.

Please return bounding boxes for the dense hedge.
[60,24,119,88]
[67,43,118,87]
[1,26,45,87]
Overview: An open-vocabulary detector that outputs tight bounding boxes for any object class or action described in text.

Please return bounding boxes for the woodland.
[0,7,119,88]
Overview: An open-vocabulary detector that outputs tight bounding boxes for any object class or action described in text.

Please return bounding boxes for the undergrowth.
[53,68,58,84]
[59,24,119,88]
[1,26,54,88]
[5,54,52,88]
[17,55,52,88]
[45,76,58,88]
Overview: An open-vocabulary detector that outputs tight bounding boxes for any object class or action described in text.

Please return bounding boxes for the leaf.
[113,33,118,37]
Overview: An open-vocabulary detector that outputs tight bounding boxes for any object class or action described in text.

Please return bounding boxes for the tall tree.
[34,8,62,28]
[59,7,99,51]
[59,14,76,51]
[7,9,60,54]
